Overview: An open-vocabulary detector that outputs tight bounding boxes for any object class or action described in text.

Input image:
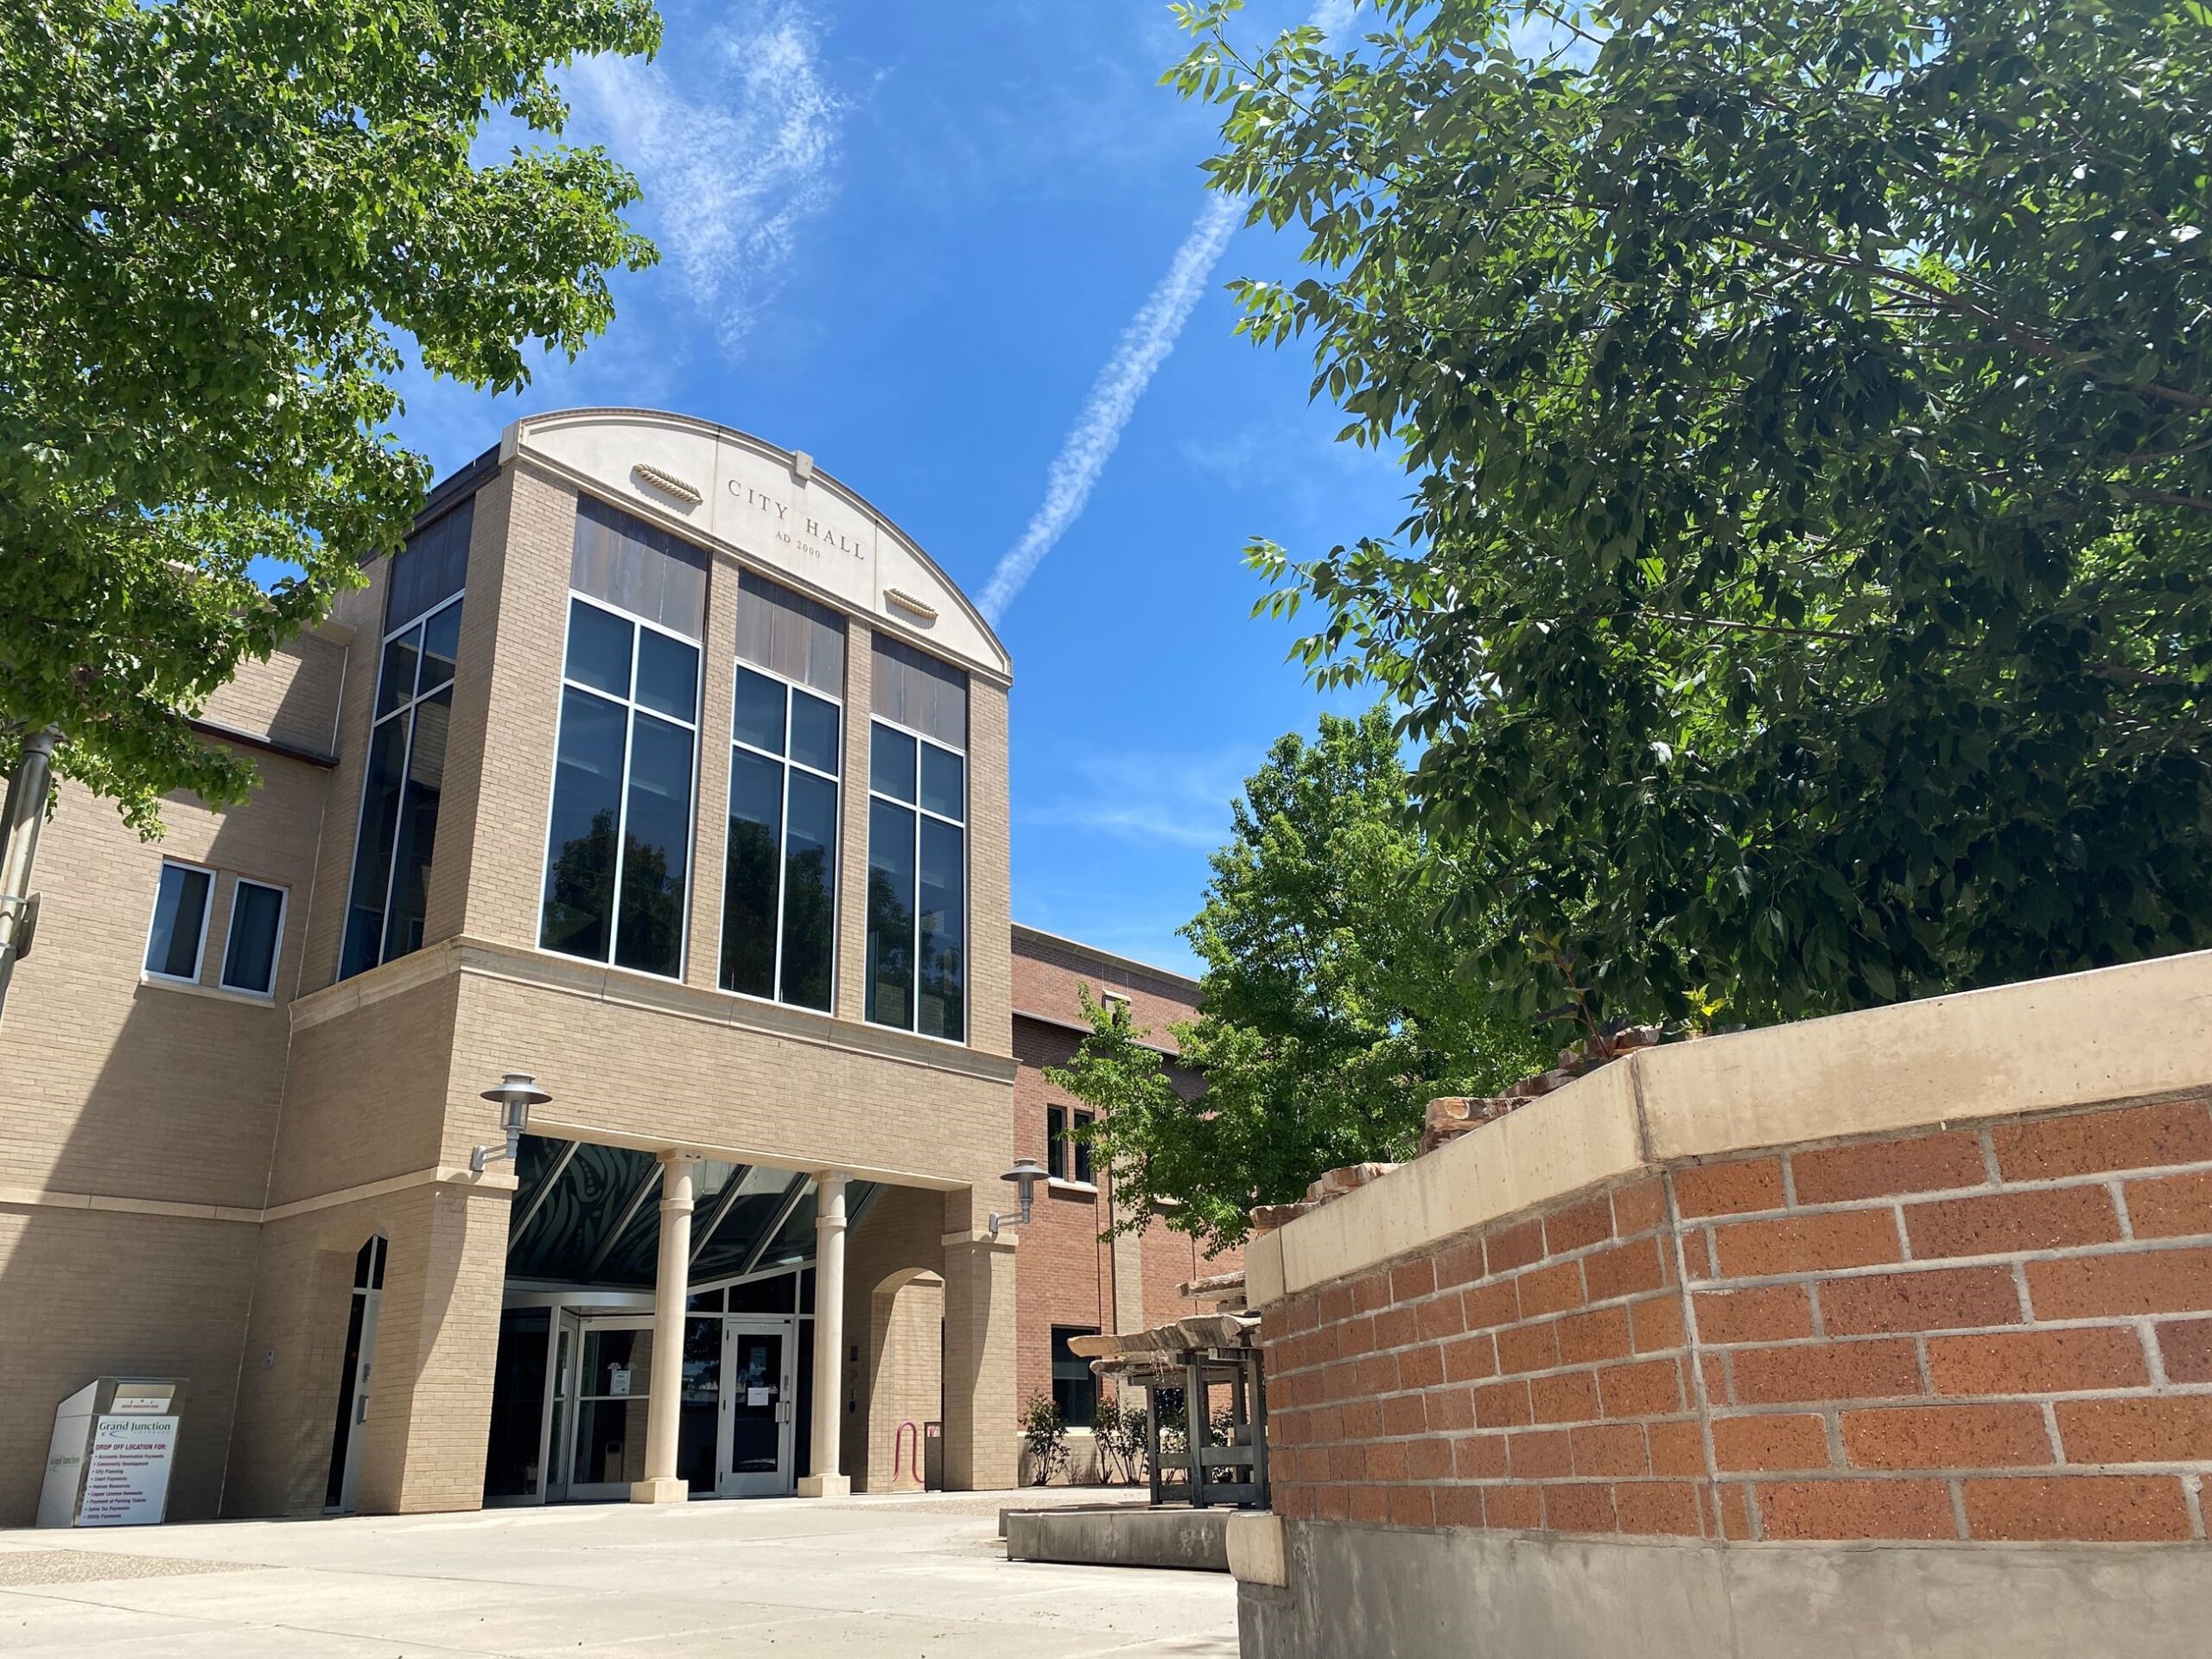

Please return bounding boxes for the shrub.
[1020,1390,1069,1487]
[1092,1395,1148,1485]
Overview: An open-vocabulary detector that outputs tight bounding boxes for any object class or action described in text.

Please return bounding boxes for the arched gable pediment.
[502,408,1011,682]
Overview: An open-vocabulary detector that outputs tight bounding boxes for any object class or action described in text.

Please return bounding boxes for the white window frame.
[719,658,842,1012]
[141,857,217,987]
[1046,1104,1097,1192]
[865,710,969,1045]
[338,588,465,977]
[537,590,702,985]
[218,877,290,997]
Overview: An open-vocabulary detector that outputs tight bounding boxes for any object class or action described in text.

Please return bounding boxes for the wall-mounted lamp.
[471,1072,550,1173]
[989,1156,1046,1236]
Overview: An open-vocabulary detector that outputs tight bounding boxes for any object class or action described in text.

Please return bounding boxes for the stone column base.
[796,1473,852,1498]
[628,1477,689,1504]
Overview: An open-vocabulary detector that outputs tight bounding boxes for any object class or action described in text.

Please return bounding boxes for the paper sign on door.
[747,1387,771,1408]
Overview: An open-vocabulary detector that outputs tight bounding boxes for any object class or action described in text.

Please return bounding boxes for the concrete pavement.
[0,1491,1238,1656]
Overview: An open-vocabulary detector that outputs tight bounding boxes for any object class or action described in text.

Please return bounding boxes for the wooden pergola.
[1068,1313,1268,1510]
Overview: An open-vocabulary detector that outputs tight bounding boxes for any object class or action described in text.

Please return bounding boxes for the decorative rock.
[1420,1095,1523,1154]
[1302,1161,1399,1205]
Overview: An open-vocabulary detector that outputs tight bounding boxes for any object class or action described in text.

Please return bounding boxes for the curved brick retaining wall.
[1232,950,2212,1658]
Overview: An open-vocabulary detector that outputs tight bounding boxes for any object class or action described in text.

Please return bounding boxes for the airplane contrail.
[976,4,1359,627]
[976,191,1242,625]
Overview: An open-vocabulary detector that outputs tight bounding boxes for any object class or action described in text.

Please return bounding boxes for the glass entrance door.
[719,1317,796,1496]
[567,1318,652,1500]
[545,1310,580,1503]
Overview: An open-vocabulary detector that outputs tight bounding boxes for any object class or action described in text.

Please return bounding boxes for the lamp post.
[471,1072,550,1173]
[993,1156,1046,1235]
[0,727,60,1032]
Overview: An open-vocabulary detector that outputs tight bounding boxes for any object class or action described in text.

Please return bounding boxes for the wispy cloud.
[567,3,843,356]
[977,192,1242,623]
[1024,748,1253,851]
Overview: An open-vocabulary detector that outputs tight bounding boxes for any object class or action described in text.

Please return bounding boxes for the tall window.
[721,572,846,1011]
[540,499,707,979]
[143,860,215,983]
[340,500,471,979]
[865,639,969,1040]
[1051,1326,1099,1429]
[219,880,288,996]
[1046,1105,1096,1185]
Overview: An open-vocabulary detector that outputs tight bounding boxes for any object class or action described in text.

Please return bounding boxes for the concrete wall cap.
[1252,947,2212,1306]
[1228,1511,1288,1587]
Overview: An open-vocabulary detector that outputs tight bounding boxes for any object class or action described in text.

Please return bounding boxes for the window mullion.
[773,754,791,1003]
[910,804,924,1032]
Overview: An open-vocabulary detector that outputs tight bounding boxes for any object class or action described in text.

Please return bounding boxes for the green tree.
[1048,709,1547,1251]
[1,0,659,829]
[1171,0,2212,1028]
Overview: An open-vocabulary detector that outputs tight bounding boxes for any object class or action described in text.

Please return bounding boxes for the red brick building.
[1011,925,1238,1468]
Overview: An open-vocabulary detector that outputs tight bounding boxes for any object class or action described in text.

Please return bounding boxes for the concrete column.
[798,1172,852,1497]
[631,1152,698,1504]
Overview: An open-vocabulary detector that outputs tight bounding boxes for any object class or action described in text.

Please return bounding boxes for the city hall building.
[0,408,1226,1525]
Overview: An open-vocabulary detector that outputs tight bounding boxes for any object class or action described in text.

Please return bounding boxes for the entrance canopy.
[503,1135,878,1287]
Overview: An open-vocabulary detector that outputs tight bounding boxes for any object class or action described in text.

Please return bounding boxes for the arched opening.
[324,1235,387,1514]
[863,1268,943,1492]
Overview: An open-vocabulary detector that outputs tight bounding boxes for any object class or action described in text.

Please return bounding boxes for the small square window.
[143,861,214,983]
[1102,991,1132,1026]
[219,879,288,996]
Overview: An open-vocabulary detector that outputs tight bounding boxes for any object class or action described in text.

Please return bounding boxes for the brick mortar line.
[1278,1382,2212,1439]
[1273,1307,2212,1384]
[1681,1231,2212,1291]
[1281,1466,2212,1496]
[1680,1154,2212,1224]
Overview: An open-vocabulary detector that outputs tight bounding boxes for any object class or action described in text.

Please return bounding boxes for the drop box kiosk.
[38,1377,184,1528]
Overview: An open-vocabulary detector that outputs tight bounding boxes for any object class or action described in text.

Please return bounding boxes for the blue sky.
[392,0,1404,975]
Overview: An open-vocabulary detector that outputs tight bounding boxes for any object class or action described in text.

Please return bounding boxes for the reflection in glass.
[728,1328,785,1473]
[870,723,916,802]
[634,628,700,722]
[419,601,461,692]
[563,597,632,697]
[866,797,916,1028]
[919,743,963,820]
[790,690,839,773]
[376,624,421,718]
[381,686,450,962]
[733,666,785,755]
[340,714,410,978]
[678,1316,721,1491]
[342,595,464,980]
[917,814,965,1041]
[144,863,212,980]
[721,747,782,998]
[541,688,626,961]
[614,712,693,977]
[783,771,836,1011]
[222,880,285,995]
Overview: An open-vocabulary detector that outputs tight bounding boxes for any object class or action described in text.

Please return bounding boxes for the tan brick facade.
[0,409,1046,1523]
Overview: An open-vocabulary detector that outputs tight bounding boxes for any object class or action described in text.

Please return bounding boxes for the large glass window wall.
[721,665,840,1010]
[340,500,471,979]
[539,595,701,978]
[864,639,968,1041]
